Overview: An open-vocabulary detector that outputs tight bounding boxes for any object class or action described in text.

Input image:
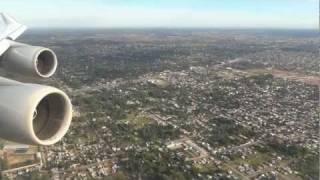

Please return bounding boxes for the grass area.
[121,112,151,129]
[246,153,270,167]
[293,154,319,180]
[0,139,4,149]
[192,163,218,174]
[6,154,38,168]
[217,70,237,79]
[245,68,271,75]
[151,78,170,88]
[245,68,320,85]
[231,152,271,168]
[278,174,303,180]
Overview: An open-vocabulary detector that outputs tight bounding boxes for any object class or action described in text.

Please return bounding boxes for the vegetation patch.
[121,112,151,129]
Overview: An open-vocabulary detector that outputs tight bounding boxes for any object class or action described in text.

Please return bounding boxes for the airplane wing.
[0,13,27,56]
[0,13,72,146]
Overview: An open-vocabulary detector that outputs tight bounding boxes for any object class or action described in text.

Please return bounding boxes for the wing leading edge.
[0,13,27,56]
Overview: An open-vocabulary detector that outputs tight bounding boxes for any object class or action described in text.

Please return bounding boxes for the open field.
[246,68,320,86]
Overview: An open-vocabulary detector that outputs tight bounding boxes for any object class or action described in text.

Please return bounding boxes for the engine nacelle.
[0,77,72,145]
[1,41,58,78]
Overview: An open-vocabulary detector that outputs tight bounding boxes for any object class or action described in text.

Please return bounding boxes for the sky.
[0,0,318,29]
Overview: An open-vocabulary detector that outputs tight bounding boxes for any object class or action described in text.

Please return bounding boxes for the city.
[0,29,319,179]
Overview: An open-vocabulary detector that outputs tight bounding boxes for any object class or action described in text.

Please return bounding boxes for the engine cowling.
[0,77,72,145]
[1,41,58,78]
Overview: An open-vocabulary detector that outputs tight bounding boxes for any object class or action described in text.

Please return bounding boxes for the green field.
[121,112,151,129]
[230,152,271,168]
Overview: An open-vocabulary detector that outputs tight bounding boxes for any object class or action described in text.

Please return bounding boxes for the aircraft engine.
[0,41,58,78]
[0,77,72,145]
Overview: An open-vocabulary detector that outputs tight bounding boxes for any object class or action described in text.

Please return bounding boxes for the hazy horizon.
[26,27,318,30]
[1,0,318,29]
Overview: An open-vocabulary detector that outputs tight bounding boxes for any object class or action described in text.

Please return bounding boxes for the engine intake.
[35,49,57,77]
[33,93,70,143]
[0,77,72,145]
